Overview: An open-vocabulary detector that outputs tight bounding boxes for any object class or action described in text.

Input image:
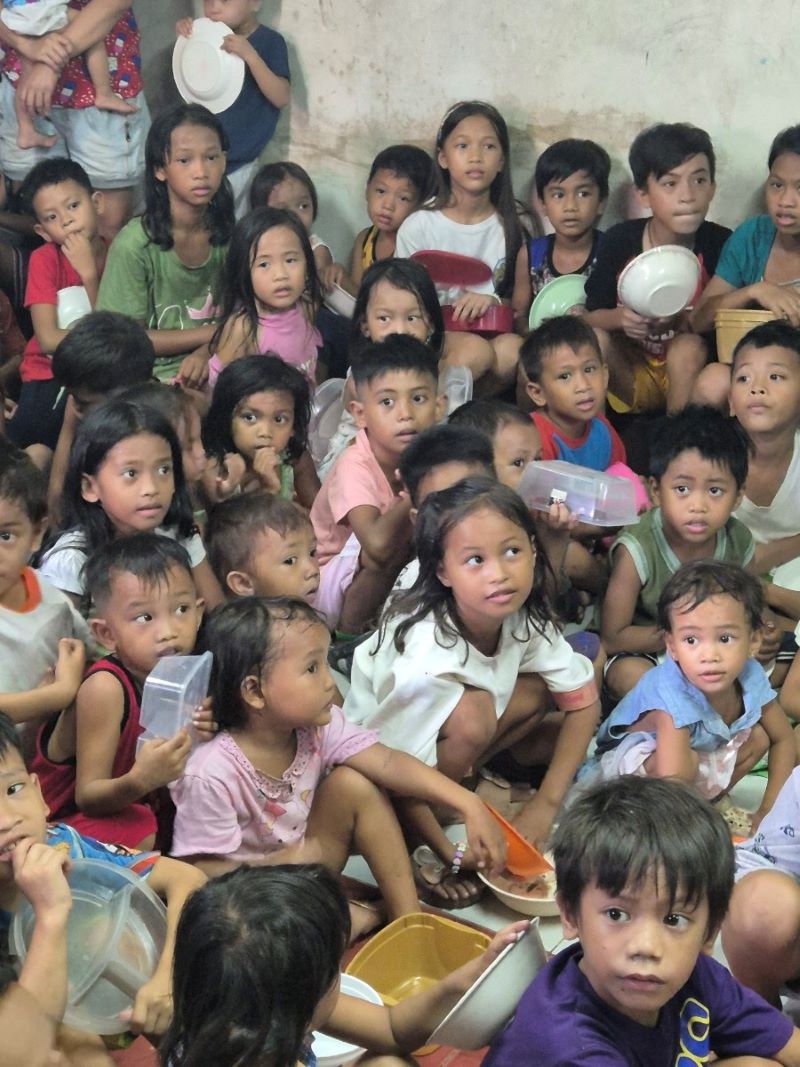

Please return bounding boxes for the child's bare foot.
[93,91,138,115]
[16,123,57,150]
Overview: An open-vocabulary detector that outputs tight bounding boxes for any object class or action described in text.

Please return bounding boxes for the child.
[31,534,204,850]
[0,440,87,723]
[170,598,504,916]
[520,315,626,470]
[2,0,135,151]
[206,493,319,601]
[584,123,730,414]
[37,397,222,608]
[6,158,106,452]
[97,103,234,385]
[511,137,610,330]
[176,0,289,217]
[0,710,206,1047]
[344,477,599,848]
[202,354,319,509]
[250,161,333,276]
[395,100,524,390]
[448,398,542,492]
[162,864,524,1067]
[310,335,444,634]
[323,144,433,294]
[587,561,794,830]
[206,207,322,385]
[484,776,800,1066]
[602,405,754,700]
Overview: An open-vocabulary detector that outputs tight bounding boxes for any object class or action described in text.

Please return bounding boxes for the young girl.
[169,597,504,925]
[395,101,524,391]
[207,208,322,386]
[37,397,223,609]
[96,103,234,386]
[250,161,333,276]
[343,477,600,850]
[161,864,523,1067]
[202,355,320,510]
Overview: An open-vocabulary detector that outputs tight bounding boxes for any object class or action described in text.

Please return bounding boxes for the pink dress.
[207,304,321,386]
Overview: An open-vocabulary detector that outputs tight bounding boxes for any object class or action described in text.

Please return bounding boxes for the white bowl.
[428,919,547,1050]
[478,867,559,918]
[324,283,356,318]
[172,18,245,114]
[312,974,383,1066]
[57,285,92,330]
[617,244,700,318]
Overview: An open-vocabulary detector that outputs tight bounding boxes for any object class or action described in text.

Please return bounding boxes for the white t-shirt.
[395,209,506,304]
[342,608,595,766]
[734,429,800,546]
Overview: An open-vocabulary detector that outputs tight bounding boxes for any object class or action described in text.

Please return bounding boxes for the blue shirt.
[715,215,778,288]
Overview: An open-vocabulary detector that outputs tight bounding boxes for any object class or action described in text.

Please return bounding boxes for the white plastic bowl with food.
[478,866,559,917]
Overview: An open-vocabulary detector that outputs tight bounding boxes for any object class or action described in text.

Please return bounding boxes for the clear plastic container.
[518,461,639,527]
[10,859,167,1035]
[138,652,212,746]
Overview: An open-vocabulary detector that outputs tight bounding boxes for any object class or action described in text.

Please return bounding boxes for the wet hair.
[350,334,439,390]
[448,398,533,441]
[0,438,47,525]
[210,207,320,355]
[520,315,603,383]
[249,161,318,218]
[768,125,800,169]
[656,559,764,634]
[350,257,445,356]
[85,532,194,611]
[731,319,800,367]
[52,312,155,394]
[398,424,495,506]
[18,157,93,217]
[206,494,312,587]
[160,864,350,1067]
[202,354,311,464]
[628,123,716,189]
[199,596,324,731]
[368,144,434,199]
[553,776,734,937]
[649,404,751,490]
[378,477,554,655]
[143,103,233,251]
[534,138,611,201]
[430,101,522,299]
[0,710,23,763]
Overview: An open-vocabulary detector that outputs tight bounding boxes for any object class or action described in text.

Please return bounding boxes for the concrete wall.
[143,1,795,260]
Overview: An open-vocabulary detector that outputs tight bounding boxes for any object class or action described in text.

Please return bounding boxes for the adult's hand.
[18,62,58,117]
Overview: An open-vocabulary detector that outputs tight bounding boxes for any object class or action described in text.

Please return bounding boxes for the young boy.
[584,123,731,414]
[0,711,206,1058]
[6,158,106,453]
[512,137,610,331]
[485,775,800,1066]
[601,405,754,700]
[31,534,204,850]
[448,399,542,493]
[176,0,290,216]
[310,335,444,634]
[521,315,626,470]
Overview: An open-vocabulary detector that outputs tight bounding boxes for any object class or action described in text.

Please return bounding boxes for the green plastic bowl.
[528,274,587,330]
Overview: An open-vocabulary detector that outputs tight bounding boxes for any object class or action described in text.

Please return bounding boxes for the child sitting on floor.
[485,775,800,1067]
[448,398,542,493]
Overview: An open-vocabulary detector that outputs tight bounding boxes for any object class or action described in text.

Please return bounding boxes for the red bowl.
[442,303,515,337]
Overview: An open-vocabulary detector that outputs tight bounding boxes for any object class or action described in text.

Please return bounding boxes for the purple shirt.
[484,942,792,1066]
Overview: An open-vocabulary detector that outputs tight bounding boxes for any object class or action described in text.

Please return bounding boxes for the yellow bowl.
[715,309,776,364]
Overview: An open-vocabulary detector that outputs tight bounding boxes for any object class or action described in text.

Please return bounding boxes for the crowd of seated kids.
[4,4,800,1060]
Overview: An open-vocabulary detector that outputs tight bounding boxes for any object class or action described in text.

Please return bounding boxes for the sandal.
[411,846,484,909]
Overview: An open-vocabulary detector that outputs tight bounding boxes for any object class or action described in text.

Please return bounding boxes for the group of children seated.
[3,86,800,1065]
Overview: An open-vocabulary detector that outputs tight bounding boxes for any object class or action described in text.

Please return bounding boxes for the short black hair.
[206,494,312,586]
[118,381,196,432]
[0,438,47,524]
[84,532,194,610]
[18,157,93,216]
[52,312,155,393]
[657,559,764,633]
[520,315,603,383]
[368,144,433,199]
[768,125,800,169]
[628,123,716,189]
[649,405,751,489]
[554,776,734,937]
[350,335,439,389]
[448,398,532,440]
[731,319,800,367]
[534,138,611,201]
[398,424,495,506]
[249,161,318,218]
[0,710,23,763]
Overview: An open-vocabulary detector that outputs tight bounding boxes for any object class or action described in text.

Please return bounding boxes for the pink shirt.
[207,304,321,387]
[169,706,378,863]
[311,429,397,566]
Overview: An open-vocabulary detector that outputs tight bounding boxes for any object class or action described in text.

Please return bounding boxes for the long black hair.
[350,257,445,357]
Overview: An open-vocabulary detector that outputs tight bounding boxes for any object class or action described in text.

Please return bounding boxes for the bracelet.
[450,840,467,876]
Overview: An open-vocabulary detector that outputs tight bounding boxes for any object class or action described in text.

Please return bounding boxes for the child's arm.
[691,273,800,334]
[292,448,321,510]
[0,638,84,724]
[753,533,800,575]
[600,545,663,654]
[752,698,796,831]
[314,243,333,274]
[774,1029,800,1067]
[511,243,532,333]
[211,312,248,368]
[219,33,290,110]
[347,227,371,293]
[46,396,78,524]
[347,498,413,567]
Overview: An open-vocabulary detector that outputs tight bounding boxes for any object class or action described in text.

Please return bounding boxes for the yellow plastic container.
[715,309,776,364]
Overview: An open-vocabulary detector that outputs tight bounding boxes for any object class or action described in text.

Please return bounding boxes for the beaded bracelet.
[450,840,467,876]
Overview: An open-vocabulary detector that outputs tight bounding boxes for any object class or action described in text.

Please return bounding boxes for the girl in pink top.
[170,596,505,925]
[207,207,322,386]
